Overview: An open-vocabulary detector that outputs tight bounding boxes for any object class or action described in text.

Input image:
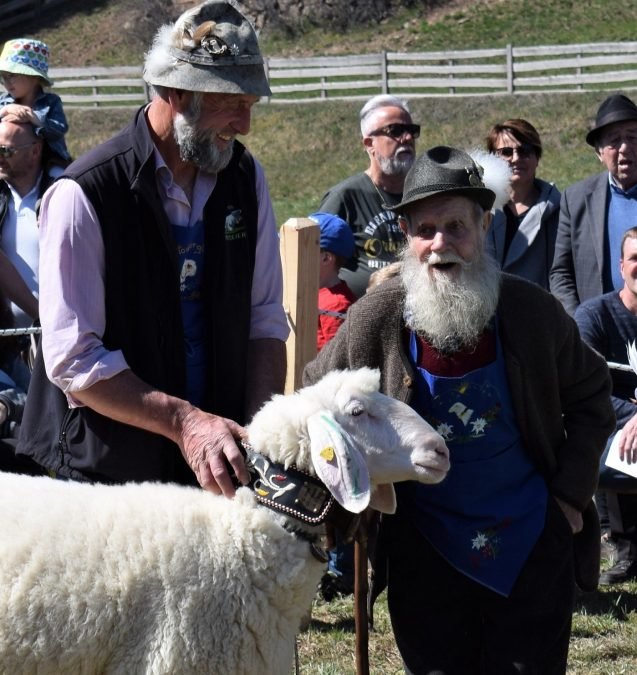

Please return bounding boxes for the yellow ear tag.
[320,446,335,462]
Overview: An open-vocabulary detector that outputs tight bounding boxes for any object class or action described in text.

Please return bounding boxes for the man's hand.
[555,497,583,534]
[618,412,637,464]
[178,408,250,498]
[0,104,39,126]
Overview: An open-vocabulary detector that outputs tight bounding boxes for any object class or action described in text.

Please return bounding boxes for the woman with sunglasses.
[485,118,560,289]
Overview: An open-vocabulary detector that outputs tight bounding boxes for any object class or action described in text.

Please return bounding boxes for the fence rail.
[22,41,637,108]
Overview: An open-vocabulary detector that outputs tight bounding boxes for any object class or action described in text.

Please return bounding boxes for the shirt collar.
[608,173,637,196]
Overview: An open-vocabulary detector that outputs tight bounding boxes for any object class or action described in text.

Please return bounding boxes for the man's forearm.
[70,369,194,444]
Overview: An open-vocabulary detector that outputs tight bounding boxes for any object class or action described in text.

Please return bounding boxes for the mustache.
[426,252,472,268]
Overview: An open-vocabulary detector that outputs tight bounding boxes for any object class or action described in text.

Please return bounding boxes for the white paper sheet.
[605,431,637,479]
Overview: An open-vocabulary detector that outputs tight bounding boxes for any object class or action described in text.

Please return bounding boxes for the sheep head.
[246,368,449,515]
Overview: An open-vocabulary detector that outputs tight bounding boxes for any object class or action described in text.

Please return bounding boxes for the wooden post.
[279,218,319,394]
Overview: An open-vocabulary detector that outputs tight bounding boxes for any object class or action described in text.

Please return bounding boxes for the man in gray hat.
[551,93,637,315]
[304,146,613,673]
[16,0,289,493]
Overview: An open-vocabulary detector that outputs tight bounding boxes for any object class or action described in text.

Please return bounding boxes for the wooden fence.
[1,40,634,108]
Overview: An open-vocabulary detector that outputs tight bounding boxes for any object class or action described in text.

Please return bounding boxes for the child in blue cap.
[308,211,357,351]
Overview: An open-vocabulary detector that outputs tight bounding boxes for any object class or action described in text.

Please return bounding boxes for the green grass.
[261,0,637,56]
[298,573,637,674]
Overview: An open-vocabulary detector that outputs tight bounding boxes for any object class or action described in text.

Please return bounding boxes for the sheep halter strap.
[241,442,336,525]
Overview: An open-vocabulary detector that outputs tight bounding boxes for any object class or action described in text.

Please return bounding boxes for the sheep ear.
[307,410,370,513]
[370,484,397,514]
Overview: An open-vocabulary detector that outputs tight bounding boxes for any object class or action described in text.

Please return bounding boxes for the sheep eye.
[348,404,365,417]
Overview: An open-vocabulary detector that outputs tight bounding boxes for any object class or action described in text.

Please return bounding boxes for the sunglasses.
[0,142,37,158]
[494,143,536,159]
[368,123,421,140]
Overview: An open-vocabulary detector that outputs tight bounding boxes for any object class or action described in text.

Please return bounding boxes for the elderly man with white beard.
[304,145,615,675]
[16,1,289,491]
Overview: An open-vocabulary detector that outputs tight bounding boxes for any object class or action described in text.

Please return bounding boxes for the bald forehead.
[0,120,38,144]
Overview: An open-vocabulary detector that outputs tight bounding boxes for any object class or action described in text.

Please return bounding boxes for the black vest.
[18,111,258,484]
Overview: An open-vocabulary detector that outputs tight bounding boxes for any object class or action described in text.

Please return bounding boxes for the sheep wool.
[0,367,449,674]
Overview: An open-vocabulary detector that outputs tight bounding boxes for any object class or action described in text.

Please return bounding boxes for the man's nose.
[230,107,252,136]
[430,231,448,250]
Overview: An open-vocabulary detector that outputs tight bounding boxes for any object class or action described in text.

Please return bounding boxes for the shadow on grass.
[309,616,356,633]
[576,585,637,621]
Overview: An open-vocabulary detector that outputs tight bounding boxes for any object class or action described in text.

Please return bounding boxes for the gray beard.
[173,111,234,174]
[377,149,414,178]
[400,246,501,353]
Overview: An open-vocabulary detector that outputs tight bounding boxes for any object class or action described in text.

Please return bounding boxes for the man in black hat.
[304,145,613,673]
[550,93,637,585]
[16,1,289,493]
[551,93,637,315]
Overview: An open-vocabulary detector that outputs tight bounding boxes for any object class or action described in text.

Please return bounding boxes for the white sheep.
[0,367,449,675]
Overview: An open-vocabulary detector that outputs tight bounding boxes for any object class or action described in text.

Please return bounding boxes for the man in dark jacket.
[304,146,614,674]
[17,0,289,494]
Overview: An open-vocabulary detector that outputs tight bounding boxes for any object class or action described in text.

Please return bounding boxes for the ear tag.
[307,410,370,513]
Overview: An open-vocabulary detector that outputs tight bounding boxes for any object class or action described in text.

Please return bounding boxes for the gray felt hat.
[143,0,271,97]
[585,94,637,147]
[387,146,496,213]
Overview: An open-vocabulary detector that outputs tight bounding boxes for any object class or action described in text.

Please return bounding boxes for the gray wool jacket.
[303,273,615,590]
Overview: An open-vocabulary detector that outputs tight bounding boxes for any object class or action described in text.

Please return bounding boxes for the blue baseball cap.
[308,211,356,259]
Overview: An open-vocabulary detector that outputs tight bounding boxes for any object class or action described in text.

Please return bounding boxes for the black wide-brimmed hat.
[586,94,637,147]
[386,146,496,213]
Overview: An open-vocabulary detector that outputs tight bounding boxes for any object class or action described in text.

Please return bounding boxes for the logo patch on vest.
[224,207,247,241]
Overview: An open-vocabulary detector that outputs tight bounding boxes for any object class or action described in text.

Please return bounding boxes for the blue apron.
[172,221,206,407]
[401,329,547,596]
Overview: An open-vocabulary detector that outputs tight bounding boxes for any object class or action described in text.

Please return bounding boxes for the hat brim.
[144,62,271,97]
[0,61,52,86]
[385,186,496,213]
[586,110,637,146]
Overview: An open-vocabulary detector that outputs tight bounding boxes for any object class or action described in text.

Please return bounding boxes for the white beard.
[377,147,415,178]
[401,245,501,353]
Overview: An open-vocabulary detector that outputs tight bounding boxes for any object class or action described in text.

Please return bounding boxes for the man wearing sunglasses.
[0,120,61,327]
[319,94,419,297]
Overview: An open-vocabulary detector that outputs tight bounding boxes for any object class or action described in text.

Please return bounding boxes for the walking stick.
[354,514,370,675]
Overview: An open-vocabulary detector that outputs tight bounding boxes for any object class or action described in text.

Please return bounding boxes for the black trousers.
[386,497,574,675]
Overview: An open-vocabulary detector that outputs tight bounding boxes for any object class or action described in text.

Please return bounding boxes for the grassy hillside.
[51,0,637,224]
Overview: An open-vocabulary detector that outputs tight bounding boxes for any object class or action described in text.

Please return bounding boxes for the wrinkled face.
[398,194,501,354]
[492,130,539,189]
[400,193,487,279]
[596,120,637,191]
[174,91,259,173]
[363,106,417,178]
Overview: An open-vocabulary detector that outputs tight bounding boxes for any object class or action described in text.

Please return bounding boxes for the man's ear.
[482,210,492,231]
[398,215,409,236]
[167,88,192,114]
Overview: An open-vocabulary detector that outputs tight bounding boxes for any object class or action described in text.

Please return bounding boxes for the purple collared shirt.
[39,148,289,406]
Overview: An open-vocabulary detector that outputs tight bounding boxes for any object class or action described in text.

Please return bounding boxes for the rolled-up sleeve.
[249,159,290,342]
[39,180,129,405]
